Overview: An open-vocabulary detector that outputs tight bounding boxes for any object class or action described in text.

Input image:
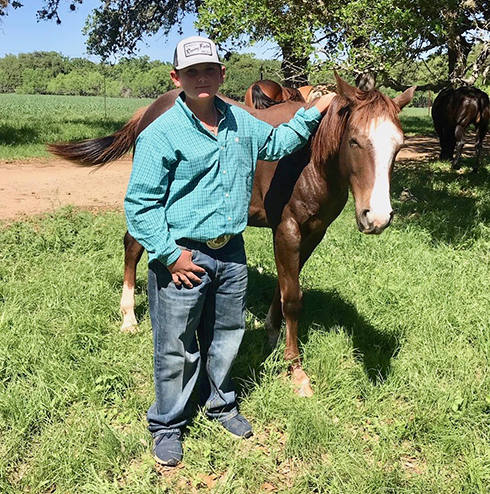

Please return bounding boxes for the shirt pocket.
[230,136,254,177]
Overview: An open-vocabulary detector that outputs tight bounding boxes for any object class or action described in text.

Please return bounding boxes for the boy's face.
[170,63,225,101]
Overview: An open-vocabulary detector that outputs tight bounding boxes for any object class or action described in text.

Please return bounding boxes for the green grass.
[0,94,153,160]
[399,107,434,136]
[1,155,489,492]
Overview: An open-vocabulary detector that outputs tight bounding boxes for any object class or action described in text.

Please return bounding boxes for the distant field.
[399,107,435,137]
[0,94,154,160]
[0,94,434,161]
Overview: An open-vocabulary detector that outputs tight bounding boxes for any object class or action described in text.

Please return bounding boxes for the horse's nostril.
[361,209,370,219]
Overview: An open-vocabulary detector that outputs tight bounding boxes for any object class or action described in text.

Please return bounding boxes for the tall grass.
[1,153,489,492]
[0,94,153,160]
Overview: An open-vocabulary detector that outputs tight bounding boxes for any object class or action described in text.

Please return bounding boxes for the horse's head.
[316,73,415,234]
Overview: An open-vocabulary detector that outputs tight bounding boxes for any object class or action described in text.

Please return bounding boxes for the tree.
[324,0,490,90]
[196,0,336,86]
[3,0,490,91]
[219,53,282,100]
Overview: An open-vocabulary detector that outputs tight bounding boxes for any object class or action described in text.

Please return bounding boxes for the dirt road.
[0,136,443,221]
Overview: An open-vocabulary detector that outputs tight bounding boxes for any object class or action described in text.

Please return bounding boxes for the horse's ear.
[393,86,417,111]
[334,71,357,103]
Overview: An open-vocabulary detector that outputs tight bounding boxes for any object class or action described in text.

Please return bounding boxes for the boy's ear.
[221,66,226,81]
[170,69,181,88]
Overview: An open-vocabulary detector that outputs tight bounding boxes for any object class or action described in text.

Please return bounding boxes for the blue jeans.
[147,235,248,436]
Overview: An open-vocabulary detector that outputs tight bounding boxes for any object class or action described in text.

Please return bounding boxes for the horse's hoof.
[290,366,314,397]
[120,325,139,334]
[120,317,139,333]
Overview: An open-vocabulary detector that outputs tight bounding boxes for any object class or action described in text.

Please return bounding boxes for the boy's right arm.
[124,133,204,285]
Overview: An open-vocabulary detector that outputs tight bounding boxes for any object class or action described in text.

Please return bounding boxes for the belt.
[205,234,234,249]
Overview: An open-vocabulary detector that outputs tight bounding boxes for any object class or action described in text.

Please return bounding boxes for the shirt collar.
[175,92,228,128]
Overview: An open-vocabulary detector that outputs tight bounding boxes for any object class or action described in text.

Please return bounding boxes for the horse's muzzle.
[357,209,394,234]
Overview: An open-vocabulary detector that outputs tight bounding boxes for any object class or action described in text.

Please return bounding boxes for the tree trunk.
[279,42,309,87]
[447,33,471,86]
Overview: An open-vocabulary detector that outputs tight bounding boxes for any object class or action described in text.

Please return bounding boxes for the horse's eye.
[349,138,359,147]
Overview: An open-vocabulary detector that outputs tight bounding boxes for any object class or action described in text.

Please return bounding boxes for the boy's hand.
[313,92,336,114]
[167,250,206,288]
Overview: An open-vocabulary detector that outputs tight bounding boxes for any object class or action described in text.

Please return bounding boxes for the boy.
[124,35,335,467]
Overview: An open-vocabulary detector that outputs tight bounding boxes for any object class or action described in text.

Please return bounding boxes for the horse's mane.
[311,88,401,166]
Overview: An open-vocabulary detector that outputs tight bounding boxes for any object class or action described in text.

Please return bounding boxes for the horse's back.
[433,86,490,127]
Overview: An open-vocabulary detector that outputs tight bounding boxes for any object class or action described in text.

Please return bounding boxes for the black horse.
[432,86,490,172]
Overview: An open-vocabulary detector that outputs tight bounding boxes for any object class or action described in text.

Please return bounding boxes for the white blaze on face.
[366,118,404,227]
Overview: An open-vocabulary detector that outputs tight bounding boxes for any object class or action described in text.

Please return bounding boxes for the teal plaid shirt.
[124,93,322,266]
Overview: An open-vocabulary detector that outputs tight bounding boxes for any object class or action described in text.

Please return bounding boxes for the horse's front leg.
[120,231,145,332]
[273,223,328,396]
[273,220,314,396]
[265,283,282,347]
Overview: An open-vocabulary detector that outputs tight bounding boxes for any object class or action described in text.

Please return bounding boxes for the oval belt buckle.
[206,234,232,249]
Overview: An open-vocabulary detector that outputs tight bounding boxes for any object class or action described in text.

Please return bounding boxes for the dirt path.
[0,136,444,221]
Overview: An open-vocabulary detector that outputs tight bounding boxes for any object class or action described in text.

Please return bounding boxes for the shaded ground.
[0,135,485,221]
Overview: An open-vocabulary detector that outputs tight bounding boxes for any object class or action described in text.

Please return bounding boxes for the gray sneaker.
[219,414,253,438]
[152,430,183,466]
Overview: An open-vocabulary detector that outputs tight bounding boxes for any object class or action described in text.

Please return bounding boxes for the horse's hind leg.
[120,231,144,331]
[453,122,469,170]
[439,128,456,162]
[265,284,282,347]
[474,122,488,173]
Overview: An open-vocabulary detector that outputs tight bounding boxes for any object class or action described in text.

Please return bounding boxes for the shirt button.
[223,170,227,174]
[225,193,230,197]
[221,146,224,150]
[228,217,232,221]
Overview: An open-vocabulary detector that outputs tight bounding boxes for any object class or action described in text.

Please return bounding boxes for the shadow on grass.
[0,119,129,146]
[133,280,149,322]
[235,267,398,392]
[392,157,490,245]
[0,124,40,146]
[399,114,435,135]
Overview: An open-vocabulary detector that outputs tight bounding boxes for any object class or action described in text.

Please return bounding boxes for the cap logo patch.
[184,41,213,58]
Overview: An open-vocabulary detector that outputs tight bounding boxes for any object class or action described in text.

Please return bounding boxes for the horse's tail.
[476,90,490,126]
[251,84,283,109]
[47,106,148,166]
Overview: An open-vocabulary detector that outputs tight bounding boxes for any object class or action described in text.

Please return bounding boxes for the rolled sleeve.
[256,106,322,161]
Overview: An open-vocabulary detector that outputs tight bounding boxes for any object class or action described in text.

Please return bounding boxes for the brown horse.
[49,73,415,396]
[244,79,304,109]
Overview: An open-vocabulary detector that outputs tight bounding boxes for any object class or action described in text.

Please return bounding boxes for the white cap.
[173,36,224,70]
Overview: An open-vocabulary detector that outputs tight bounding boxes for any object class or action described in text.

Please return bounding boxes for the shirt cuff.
[304,106,322,121]
[160,246,182,266]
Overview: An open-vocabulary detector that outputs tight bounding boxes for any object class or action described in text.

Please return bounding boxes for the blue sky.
[0,1,276,63]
